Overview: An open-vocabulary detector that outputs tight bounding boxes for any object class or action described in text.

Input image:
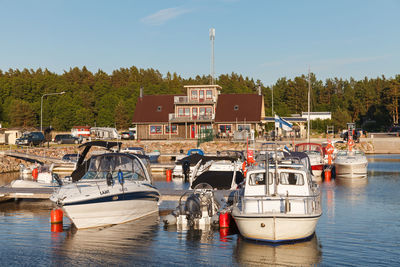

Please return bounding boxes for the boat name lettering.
[119,187,128,192]
[100,189,110,195]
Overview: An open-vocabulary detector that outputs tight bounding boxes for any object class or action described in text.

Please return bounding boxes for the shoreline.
[0,137,399,174]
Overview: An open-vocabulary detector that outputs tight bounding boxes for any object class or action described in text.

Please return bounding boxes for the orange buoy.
[166,169,172,182]
[219,212,231,228]
[51,208,63,224]
[51,223,63,233]
[324,169,332,181]
[32,168,38,180]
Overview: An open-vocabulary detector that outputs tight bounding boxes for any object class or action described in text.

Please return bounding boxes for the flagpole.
[307,68,311,144]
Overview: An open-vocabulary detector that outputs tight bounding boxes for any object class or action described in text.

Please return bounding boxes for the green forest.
[0,66,398,133]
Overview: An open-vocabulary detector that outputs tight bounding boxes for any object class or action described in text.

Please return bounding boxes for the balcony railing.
[169,113,215,122]
[174,96,216,104]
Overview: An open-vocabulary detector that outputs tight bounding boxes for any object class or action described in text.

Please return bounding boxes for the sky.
[0,0,399,85]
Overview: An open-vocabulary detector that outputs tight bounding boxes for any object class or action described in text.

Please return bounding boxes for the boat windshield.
[337,150,365,157]
[81,154,147,181]
[295,144,322,154]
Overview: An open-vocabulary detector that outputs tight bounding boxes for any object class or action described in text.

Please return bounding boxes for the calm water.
[0,155,399,266]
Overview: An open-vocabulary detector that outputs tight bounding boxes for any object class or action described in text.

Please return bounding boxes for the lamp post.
[41,91,65,132]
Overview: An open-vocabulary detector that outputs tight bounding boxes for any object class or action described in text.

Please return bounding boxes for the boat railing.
[240,193,322,216]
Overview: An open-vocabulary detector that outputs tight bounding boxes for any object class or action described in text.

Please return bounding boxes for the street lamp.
[41,91,65,132]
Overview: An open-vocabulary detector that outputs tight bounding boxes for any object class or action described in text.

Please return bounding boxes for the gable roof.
[132,95,176,123]
[215,94,263,122]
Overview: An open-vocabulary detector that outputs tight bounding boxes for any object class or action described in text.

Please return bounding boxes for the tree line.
[0,66,398,132]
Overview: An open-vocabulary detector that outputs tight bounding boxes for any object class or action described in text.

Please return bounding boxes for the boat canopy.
[177,153,241,166]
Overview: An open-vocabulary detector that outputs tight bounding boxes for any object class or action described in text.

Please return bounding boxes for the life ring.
[326,143,334,154]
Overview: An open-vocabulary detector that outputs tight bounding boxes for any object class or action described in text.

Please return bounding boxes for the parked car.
[16,132,45,146]
[54,134,81,144]
[340,129,361,143]
[121,131,135,140]
[62,153,79,162]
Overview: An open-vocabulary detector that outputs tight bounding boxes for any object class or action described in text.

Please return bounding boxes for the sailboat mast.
[307,68,311,144]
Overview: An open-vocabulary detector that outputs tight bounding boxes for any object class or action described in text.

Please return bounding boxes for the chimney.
[258,85,262,95]
[140,87,143,98]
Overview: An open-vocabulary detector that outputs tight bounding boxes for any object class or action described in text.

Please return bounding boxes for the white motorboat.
[334,150,368,179]
[231,155,322,242]
[173,151,244,183]
[50,152,160,229]
[12,164,66,188]
[295,143,324,177]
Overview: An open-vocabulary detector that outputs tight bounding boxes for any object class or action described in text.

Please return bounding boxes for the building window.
[238,124,251,132]
[191,90,198,100]
[165,125,178,134]
[219,124,232,133]
[205,107,212,115]
[149,125,163,135]
[157,106,162,112]
[234,105,239,111]
[178,108,184,117]
[206,90,212,99]
[184,108,190,116]
[200,125,212,131]
[199,107,206,116]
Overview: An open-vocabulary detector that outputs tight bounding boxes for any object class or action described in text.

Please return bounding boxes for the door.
[191,125,196,139]
[199,90,205,102]
[192,107,198,120]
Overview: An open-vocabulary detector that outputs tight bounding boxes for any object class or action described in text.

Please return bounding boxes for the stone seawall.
[0,137,398,174]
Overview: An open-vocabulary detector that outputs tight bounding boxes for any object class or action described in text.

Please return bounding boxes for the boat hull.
[63,198,159,229]
[335,162,367,179]
[232,209,321,242]
[311,165,323,177]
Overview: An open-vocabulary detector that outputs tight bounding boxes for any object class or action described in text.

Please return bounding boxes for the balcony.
[169,113,215,123]
[174,96,216,105]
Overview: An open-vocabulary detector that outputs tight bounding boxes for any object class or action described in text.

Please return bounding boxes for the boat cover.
[191,170,244,190]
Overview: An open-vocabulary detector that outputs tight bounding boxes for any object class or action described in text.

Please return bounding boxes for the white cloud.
[141,7,192,26]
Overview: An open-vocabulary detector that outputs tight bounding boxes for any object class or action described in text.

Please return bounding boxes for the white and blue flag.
[275,115,293,131]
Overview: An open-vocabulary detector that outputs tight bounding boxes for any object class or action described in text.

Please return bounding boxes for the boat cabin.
[242,165,316,214]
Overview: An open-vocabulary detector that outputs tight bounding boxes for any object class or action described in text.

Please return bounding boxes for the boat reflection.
[336,177,368,204]
[52,214,159,265]
[234,234,322,266]
[164,224,219,244]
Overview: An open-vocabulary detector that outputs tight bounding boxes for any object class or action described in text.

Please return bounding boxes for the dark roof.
[215,94,263,122]
[132,95,176,123]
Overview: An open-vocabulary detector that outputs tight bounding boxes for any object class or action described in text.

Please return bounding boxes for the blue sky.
[0,0,399,85]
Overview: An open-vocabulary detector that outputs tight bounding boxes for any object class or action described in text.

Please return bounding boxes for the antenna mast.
[209,28,215,85]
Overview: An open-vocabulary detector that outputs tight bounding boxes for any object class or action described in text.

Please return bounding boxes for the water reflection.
[234,235,322,266]
[52,214,160,266]
[335,177,368,204]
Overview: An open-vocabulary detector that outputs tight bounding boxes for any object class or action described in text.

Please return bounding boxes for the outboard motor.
[182,160,190,183]
[185,194,202,223]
